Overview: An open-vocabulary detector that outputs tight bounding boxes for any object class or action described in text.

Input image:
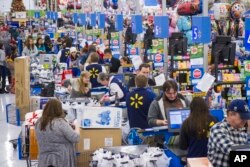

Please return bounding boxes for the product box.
[76,128,122,167]
[15,57,30,121]
[30,96,54,112]
[78,107,122,128]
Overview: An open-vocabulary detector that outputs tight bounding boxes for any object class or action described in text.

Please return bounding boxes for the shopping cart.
[6,103,21,126]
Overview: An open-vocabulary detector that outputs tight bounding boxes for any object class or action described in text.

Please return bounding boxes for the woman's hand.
[156,119,168,126]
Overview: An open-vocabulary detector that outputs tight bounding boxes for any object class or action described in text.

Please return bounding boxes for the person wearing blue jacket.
[126,75,156,129]
[98,72,127,102]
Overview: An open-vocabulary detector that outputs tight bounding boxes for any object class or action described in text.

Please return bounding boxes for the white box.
[78,107,122,128]
[30,96,54,112]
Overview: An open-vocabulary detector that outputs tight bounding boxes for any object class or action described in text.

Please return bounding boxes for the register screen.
[169,109,190,130]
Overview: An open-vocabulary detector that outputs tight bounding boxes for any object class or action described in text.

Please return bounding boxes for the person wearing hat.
[67,47,80,77]
[208,99,250,167]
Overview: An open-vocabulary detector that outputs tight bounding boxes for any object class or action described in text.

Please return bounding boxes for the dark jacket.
[126,88,156,129]
[128,75,156,89]
[179,115,217,158]
[86,64,103,88]
[110,57,121,73]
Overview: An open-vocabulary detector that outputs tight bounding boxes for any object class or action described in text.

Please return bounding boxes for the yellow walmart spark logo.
[90,68,99,78]
[130,93,143,109]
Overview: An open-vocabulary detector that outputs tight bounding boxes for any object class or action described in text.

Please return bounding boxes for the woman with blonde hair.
[35,99,80,167]
[63,71,92,98]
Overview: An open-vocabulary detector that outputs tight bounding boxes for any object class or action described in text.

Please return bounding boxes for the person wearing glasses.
[148,80,189,127]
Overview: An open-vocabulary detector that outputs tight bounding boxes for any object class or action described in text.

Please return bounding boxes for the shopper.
[85,52,107,88]
[208,99,250,167]
[148,80,189,127]
[36,37,46,54]
[58,37,72,63]
[80,44,96,66]
[44,35,53,53]
[98,72,127,103]
[179,97,217,158]
[126,75,156,129]
[118,56,132,74]
[128,63,156,89]
[35,99,80,167]
[0,42,7,93]
[22,36,38,57]
[104,48,120,73]
[63,71,91,98]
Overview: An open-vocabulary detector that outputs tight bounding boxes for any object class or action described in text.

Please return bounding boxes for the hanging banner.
[132,15,143,34]
[34,11,40,19]
[90,13,96,27]
[154,16,169,38]
[144,0,158,6]
[52,12,58,21]
[46,11,51,19]
[245,18,250,51]
[116,14,123,31]
[246,76,250,101]
[98,13,106,29]
[192,16,211,44]
[72,13,78,24]
[78,13,86,26]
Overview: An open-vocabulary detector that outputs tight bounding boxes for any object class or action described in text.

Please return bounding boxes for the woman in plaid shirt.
[208,99,250,167]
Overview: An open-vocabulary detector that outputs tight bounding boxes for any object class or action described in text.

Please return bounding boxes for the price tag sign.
[132,15,143,34]
[192,16,211,44]
[245,18,250,51]
[116,14,123,31]
[154,16,169,38]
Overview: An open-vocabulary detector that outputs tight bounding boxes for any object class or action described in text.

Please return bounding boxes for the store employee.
[208,99,250,167]
[98,72,127,102]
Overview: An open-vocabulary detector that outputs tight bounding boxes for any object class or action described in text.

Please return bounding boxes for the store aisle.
[0,94,26,167]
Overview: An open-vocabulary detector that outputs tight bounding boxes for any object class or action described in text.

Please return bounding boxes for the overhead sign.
[72,13,78,24]
[34,12,40,19]
[52,12,58,21]
[116,14,123,31]
[245,18,250,51]
[90,13,96,27]
[98,13,105,29]
[132,15,143,34]
[78,13,86,26]
[154,16,169,38]
[192,16,211,44]
[144,0,158,6]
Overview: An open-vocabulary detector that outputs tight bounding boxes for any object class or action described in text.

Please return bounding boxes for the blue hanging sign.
[132,15,143,34]
[78,13,86,26]
[116,14,123,31]
[245,18,250,51]
[50,11,53,20]
[154,16,169,38]
[90,13,96,26]
[192,16,211,44]
[127,47,139,55]
[144,0,158,6]
[46,11,50,19]
[246,76,250,101]
[72,13,78,24]
[191,65,204,85]
[53,12,58,21]
[98,13,106,29]
[34,12,40,19]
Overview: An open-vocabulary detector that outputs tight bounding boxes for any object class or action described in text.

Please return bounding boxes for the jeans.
[0,65,7,91]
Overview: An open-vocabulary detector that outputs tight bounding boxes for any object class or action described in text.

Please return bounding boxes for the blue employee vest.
[60,48,70,63]
[126,88,156,129]
[86,64,103,88]
[109,77,128,102]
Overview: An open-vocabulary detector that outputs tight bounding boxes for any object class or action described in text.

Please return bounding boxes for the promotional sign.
[192,16,211,44]
[127,47,139,55]
[154,16,169,38]
[116,14,123,31]
[72,13,78,24]
[153,53,164,68]
[246,76,250,101]
[144,0,158,6]
[152,39,164,51]
[131,15,143,34]
[78,13,86,26]
[90,13,96,27]
[191,65,204,85]
[245,18,250,51]
[98,13,106,29]
[244,60,250,76]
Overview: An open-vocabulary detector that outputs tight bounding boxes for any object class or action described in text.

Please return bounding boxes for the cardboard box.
[76,128,122,167]
[29,127,39,160]
[187,157,213,167]
[15,57,30,121]
[78,107,122,128]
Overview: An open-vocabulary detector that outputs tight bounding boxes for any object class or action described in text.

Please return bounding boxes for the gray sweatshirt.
[0,49,6,66]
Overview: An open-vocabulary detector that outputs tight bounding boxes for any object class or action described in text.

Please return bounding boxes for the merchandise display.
[1,0,250,167]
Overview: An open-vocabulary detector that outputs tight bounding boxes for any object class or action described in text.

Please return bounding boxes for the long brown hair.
[40,99,64,131]
[78,71,90,93]
[186,97,210,138]
[25,36,35,50]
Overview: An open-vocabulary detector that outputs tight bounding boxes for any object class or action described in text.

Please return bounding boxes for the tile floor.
[0,94,26,167]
